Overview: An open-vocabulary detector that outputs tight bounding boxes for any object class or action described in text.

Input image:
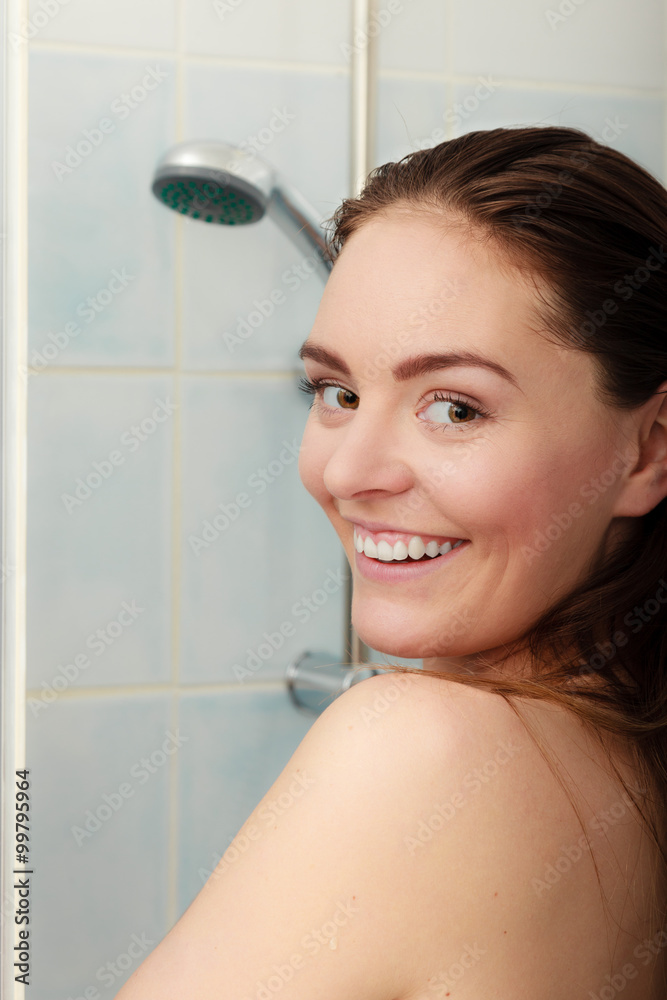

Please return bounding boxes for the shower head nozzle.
[151,140,269,225]
[151,139,333,282]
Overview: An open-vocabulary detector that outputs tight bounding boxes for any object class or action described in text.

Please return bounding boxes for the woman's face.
[298,207,640,672]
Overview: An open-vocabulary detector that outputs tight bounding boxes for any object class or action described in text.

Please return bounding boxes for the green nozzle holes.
[155,171,262,224]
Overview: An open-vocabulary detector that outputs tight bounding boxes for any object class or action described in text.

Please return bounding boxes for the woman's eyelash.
[297,375,350,400]
[296,375,491,421]
[429,390,491,420]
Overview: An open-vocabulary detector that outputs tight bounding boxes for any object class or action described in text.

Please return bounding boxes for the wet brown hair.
[322,126,667,979]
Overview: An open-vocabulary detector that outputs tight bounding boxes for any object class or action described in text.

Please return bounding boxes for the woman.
[116,126,667,999]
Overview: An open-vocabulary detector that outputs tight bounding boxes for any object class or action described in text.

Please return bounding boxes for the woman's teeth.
[353,528,464,562]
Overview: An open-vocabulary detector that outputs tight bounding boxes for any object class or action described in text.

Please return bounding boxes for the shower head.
[152,140,266,224]
[151,140,333,283]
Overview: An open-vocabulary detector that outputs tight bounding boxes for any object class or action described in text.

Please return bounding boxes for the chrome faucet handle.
[286,651,379,716]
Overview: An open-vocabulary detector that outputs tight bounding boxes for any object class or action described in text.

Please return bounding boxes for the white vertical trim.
[1,0,28,997]
[346,0,378,666]
[350,0,378,196]
[166,0,185,935]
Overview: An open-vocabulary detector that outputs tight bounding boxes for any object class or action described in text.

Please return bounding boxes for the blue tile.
[26,374,173,693]
[27,0,178,49]
[179,376,346,684]
[29,50,176,367]
[180,215,330,371]
[451,0,664,90]
[178,689,314,913]
[184,0,351,64]
[26,694,172,999]
[375,0,447,73]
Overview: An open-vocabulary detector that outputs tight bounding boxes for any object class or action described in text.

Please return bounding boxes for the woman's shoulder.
[335,666,537,764]
[341,668,652,894]
[344,665,634,797]
[335,668,663,999]
[302,667,535,813]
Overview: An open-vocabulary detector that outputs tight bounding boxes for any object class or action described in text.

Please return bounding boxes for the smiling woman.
[114,126,667,1000]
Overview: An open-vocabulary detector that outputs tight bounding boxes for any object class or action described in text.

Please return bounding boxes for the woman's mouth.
[353,527,465,561]
[352,527,469,581]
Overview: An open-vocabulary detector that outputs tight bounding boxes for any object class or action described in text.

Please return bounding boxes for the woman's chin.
[351,617,429,661]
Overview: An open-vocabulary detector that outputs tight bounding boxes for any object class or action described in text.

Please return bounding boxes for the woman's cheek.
[451,454,551,542]
[498,457,586,550]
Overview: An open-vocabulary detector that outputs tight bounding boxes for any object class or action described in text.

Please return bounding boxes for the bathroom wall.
[24,0,665,996]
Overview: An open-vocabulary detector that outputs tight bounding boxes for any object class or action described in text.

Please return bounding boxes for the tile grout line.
[26,366,304,378]
[25,680,288,699]
[383,73,663,97]
[29,38,350,74]
[27,39,664,98]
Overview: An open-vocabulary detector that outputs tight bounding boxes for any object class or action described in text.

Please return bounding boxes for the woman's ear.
[612,380,667,518]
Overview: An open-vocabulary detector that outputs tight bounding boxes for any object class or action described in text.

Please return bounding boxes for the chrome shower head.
[151,140,333,282]
[152,140,267,224]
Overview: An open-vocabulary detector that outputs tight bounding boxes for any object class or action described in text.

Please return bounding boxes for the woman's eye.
[321,385,359,410]
[421,394,482,426]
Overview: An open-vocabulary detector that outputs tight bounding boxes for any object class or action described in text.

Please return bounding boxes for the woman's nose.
[321,410,414,500]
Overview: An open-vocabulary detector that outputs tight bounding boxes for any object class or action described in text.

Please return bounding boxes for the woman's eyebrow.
[298,341,523,392]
